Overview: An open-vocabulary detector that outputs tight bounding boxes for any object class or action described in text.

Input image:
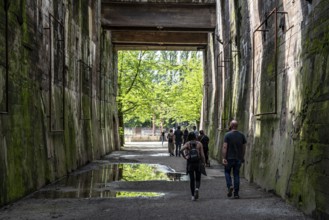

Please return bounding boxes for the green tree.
[118,50,203,145]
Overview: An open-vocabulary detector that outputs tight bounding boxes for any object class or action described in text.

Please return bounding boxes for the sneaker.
[234,194,240,199]
[191,196,195,201]
[227,186,234,197]
[194,188,199,200]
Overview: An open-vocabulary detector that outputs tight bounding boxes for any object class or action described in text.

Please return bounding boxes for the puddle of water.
[31,163,187,199]
[32,190,164,199]
[115,191,165,198]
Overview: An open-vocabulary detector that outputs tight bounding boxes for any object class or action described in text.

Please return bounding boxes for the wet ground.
[0,142,312,220]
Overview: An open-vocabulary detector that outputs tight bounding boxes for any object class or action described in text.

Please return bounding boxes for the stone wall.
[0,0,119,206]
[204,0,329,218]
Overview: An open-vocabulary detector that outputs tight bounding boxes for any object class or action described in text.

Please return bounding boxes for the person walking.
[167,129,175,156]
[192,125,199,138]
[199,130,210,167]
[174,126,184,157]
[183,128,189,144]
[161,131,165,146]
[222,120,246,199]
[180,132,205,201]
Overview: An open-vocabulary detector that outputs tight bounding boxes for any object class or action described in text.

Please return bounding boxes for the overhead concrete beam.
[112,31,208,45]
[102,0,216,3]
[114,44,204,51]
[101,2,216,31]
[101,1,215,50]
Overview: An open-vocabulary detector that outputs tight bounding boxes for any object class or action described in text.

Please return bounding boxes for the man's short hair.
[230,120,238,129]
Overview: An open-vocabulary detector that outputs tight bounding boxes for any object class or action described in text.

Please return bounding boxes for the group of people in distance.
[161,120,246,201]
[164,125,210,167]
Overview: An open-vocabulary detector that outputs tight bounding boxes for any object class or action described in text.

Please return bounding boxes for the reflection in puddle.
[116,191,165,198]
[32,190,164,199]
[31,163,187,199]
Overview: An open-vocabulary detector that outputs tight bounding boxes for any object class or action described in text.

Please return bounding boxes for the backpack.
[168,135,173,143]
[188,141,200,163]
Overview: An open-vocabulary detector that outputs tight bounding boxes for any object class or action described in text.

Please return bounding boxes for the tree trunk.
[152,114,156,136]
[118,104,125,146]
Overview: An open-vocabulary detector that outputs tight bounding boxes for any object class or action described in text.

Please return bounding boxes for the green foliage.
[115,191,162,198]
[121,164,168,181]
[119,127,124,136]
[118,51,203,128]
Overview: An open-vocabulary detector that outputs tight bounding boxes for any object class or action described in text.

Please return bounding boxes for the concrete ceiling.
[101,0,216,50]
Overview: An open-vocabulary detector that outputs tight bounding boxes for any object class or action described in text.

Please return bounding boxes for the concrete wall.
[0,0,119,206]
[203,0,329,218]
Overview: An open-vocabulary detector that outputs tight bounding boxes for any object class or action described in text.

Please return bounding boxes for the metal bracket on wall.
[79,60,92,121]
[252,7,287,116]
[99,30,106,129]
[216,51,224,70]
[46,13,65,132]
[1,2,9,114]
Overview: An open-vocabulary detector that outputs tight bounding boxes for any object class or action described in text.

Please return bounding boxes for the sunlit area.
[30,163,187,199]
[118,50,204,143]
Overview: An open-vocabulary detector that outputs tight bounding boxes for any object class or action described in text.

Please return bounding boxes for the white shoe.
[191,196,195,201]
[195,188,199,200]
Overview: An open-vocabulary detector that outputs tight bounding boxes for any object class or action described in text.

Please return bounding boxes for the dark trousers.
[204,147,209,164]
[175,141,182,156]
[188,162,201,196]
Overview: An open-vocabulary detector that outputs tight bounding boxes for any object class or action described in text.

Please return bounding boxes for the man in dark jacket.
[222,120,246,199]
[199,130,210,167]
[174,126,184,157]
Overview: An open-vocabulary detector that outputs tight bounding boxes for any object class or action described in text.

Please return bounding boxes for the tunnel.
[0,0,328,218]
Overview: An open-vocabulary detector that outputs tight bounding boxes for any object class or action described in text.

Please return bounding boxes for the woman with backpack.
[180,132,205,201]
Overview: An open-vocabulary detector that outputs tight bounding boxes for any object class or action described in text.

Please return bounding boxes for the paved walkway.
[0,142,311,220]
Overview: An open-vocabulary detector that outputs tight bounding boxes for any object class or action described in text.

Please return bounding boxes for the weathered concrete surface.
[0,0,119,207]
[0,142,310,220]
[202,0,329,218]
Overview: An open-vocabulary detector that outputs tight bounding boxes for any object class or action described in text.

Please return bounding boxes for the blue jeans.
[224,159,242,195]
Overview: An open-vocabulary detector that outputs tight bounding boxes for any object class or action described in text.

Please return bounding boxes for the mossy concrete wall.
[203,0,329,218]
[0,0,119,207]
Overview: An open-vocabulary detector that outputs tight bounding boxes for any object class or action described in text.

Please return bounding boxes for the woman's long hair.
[187,132,196,141]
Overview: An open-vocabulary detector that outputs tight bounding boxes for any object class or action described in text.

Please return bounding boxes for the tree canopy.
[117,50,203,129]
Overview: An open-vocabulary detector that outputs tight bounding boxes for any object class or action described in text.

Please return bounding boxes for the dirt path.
[0,142,311,220]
